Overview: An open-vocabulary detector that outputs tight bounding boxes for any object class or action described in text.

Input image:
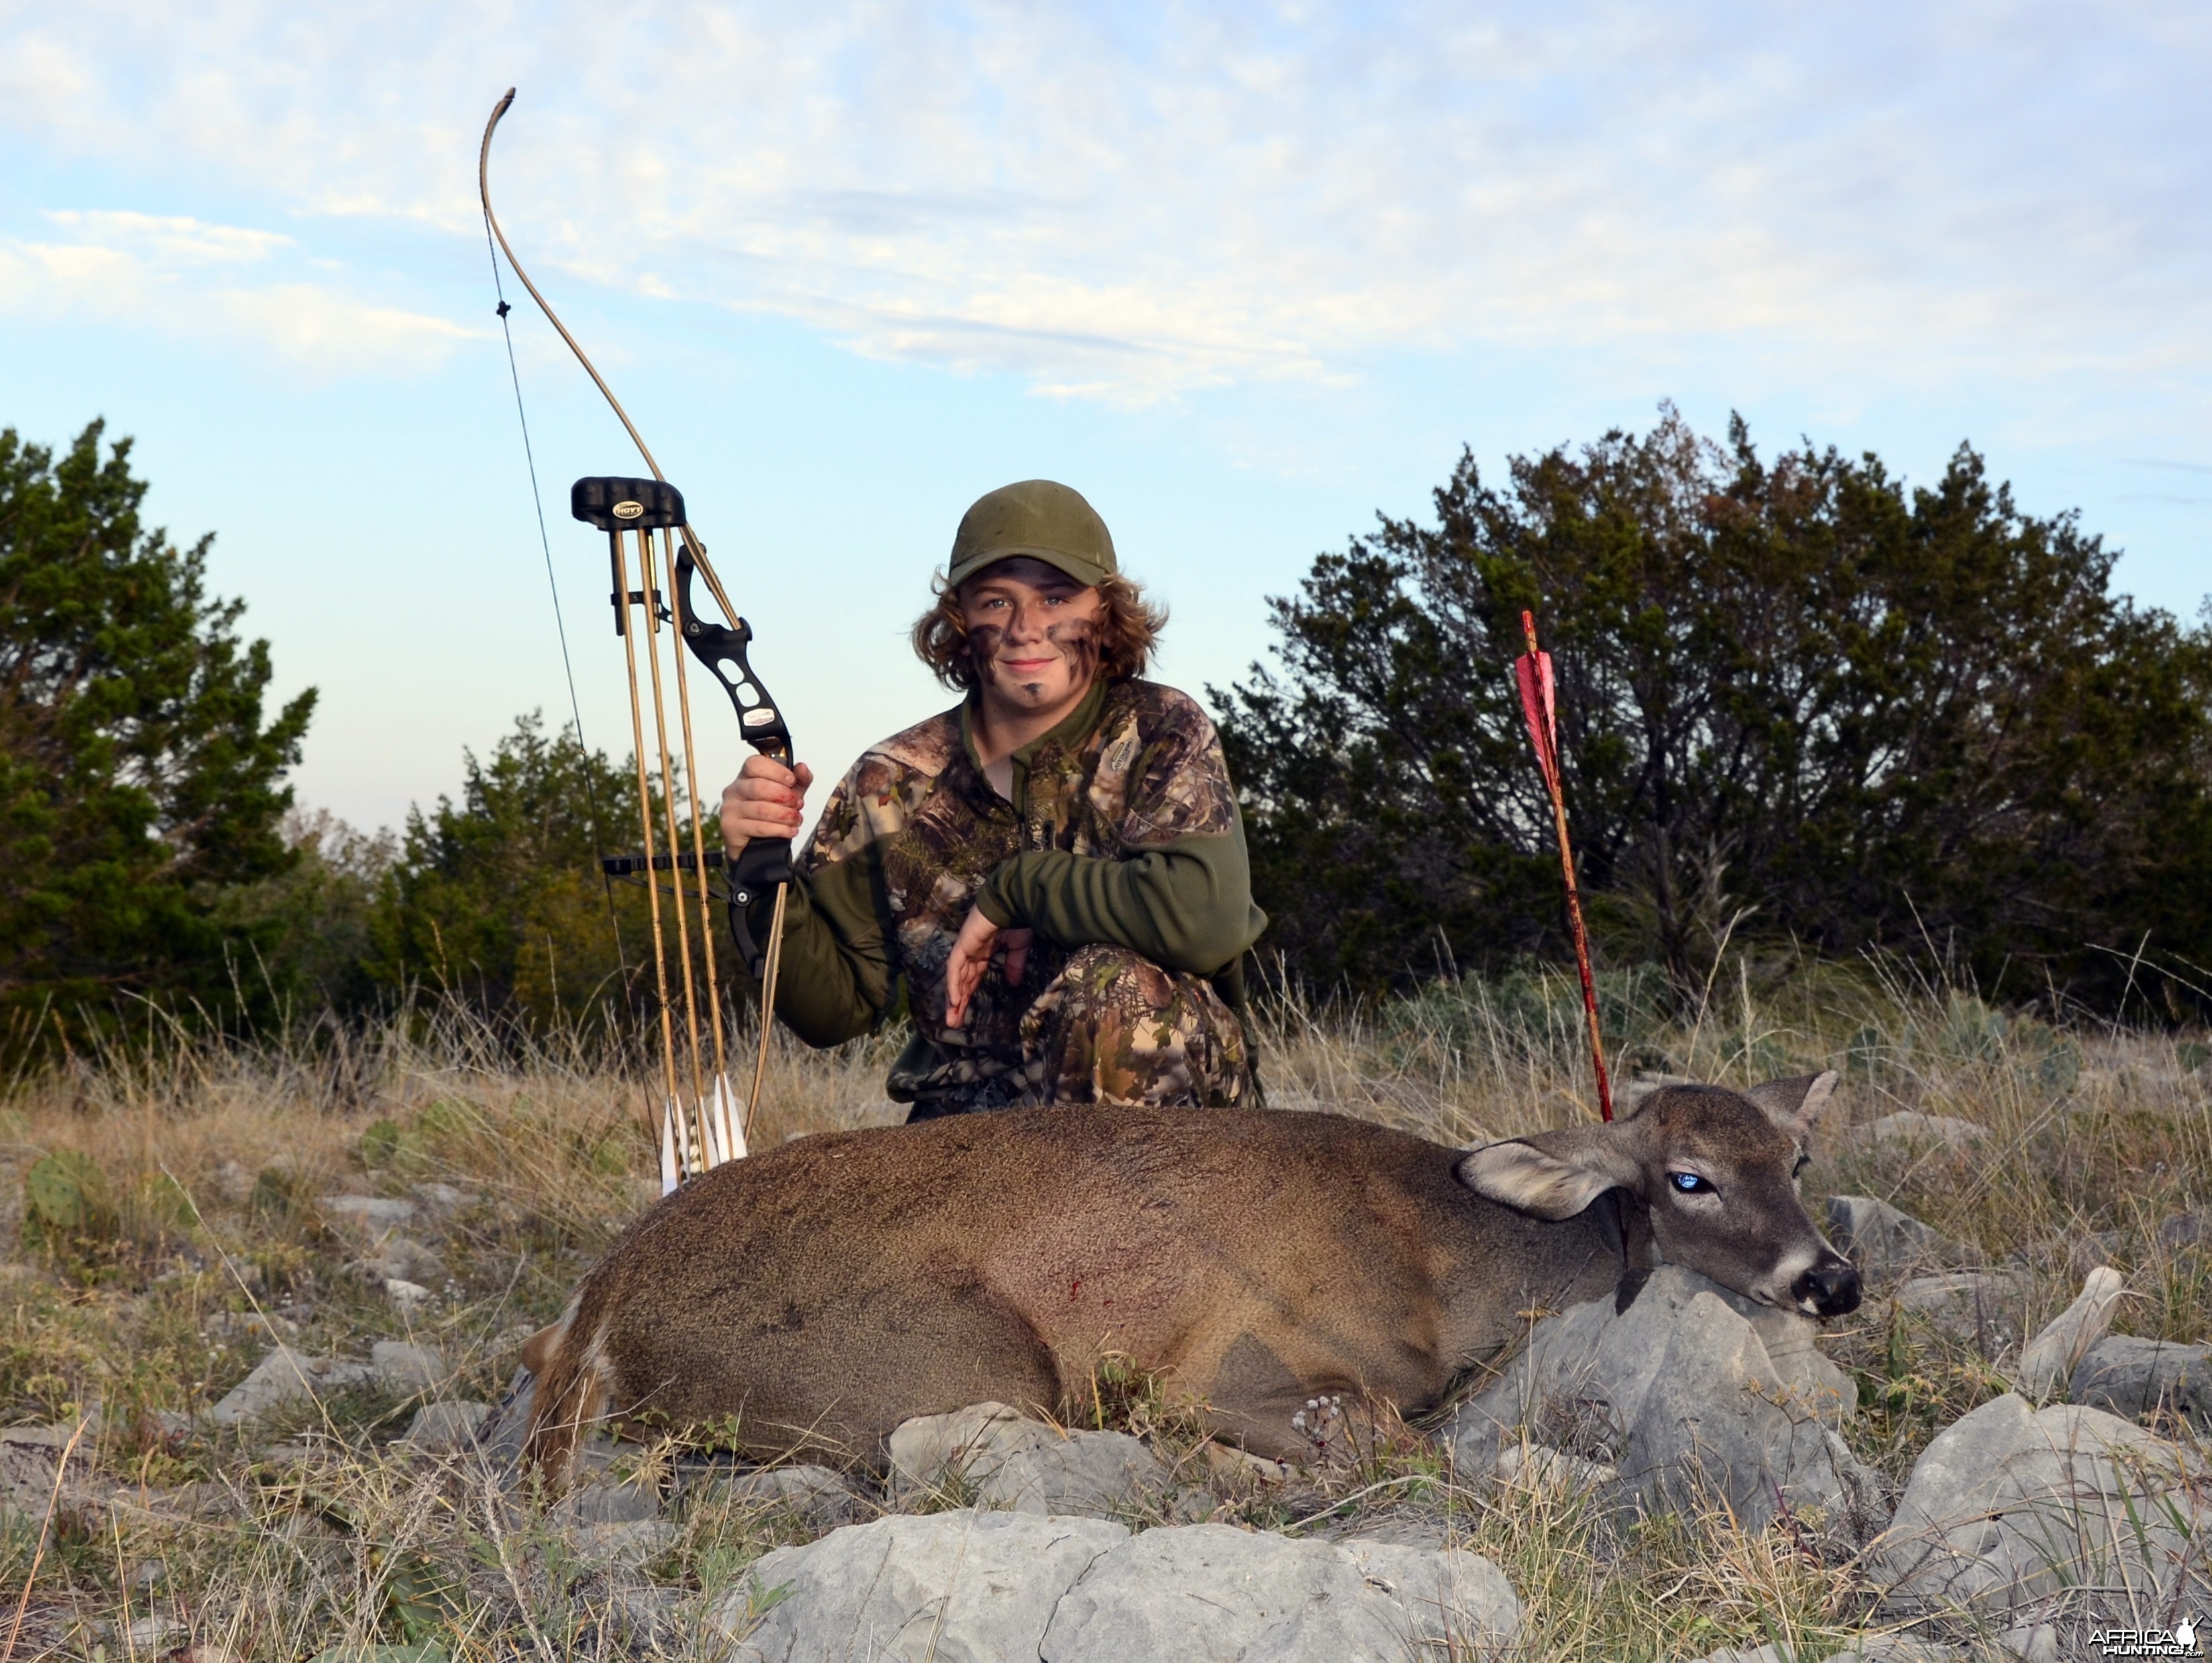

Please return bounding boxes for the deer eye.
[1668,1171,1712,1194]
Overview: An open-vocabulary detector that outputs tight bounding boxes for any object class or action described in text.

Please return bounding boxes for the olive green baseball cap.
[947,479,1117,589]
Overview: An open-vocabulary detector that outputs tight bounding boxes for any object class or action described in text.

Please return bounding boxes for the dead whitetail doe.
[518,1073,1859,1483]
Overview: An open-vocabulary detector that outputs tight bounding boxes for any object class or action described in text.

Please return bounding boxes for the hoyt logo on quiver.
[480,89,795,1195]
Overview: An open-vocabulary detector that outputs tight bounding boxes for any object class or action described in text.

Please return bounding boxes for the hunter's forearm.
[971,815,1267,975]
[742,850,894,1046]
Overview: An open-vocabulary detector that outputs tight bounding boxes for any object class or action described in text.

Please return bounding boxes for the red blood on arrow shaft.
[1515,610,1614,1122]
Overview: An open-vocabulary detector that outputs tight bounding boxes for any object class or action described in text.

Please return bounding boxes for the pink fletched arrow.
[1516,610,1613,1122]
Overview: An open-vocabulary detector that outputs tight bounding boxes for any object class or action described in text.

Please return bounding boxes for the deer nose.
[1793,1256,1861,1317]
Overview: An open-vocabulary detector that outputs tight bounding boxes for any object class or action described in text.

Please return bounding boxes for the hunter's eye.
[1669,1171,1710,1194]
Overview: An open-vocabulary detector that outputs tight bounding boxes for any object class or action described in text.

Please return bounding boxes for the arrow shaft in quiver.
[661,530,733,1107]
[635,527,715,1147]
[580,477,758,1192]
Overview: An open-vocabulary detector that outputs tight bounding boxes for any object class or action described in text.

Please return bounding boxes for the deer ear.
[1457,1127,1643,1220]
[1742,1070,1839,1141]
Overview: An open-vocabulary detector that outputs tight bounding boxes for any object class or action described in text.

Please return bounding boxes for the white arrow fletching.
[659,1102,680,1196]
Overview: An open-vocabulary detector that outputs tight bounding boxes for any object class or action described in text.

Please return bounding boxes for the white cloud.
[43,210,293,265]
[0,211,483,375]
[1,1,2207,403]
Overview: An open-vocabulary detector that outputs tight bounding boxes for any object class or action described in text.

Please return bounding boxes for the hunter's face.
[960,558,1107,715]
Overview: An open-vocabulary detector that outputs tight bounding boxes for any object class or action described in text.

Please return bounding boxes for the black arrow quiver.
[572,475,794,1190]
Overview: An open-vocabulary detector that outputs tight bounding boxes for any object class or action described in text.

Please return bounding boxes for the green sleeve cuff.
[971,880,1018,929]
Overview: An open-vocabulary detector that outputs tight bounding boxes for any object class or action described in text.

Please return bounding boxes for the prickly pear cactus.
[21,1149,109,1244]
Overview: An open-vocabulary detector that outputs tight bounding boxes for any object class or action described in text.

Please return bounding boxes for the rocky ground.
[0,984,2207,1659]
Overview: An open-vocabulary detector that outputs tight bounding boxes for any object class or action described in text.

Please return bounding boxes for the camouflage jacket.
[753,677,1266,1106]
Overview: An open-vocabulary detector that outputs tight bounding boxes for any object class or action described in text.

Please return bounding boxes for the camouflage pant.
[907,945,1250,1118]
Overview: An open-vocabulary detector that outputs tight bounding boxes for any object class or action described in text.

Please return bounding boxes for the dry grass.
[0,960,2205,1660]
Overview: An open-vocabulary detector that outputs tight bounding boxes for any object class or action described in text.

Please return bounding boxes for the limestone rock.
[0,1420,93,1522]
[383,1278,434,1312]
[370,1341,443,1393]
[316,1194,417,1230]
[1626,1291,1887,1535]
[2156,1205,2211,1249]
[343,1237,448,1287]
[2000,1620,2062,1662]
[888,1401,1168,1517]
[408,1182,476,1215]
[2013,1267,2123,1398]
[1446,1265,1876,1536]
[2069,1335,2211,1430]
[716,1509,1126,1663]
[1040,1524,1518,1662]
[113,1616,186,1652]
[1869,1392,2211,1627]
[1826,1195,1983,1284]
[398,1401,490,1454]
[206,1347,375,1426]
[714,1510,1517,1663]
[1492,1442,1617,1491]
[560,1473,661,1525]
[604,1583,684,1645]
[211,1161,254,1204]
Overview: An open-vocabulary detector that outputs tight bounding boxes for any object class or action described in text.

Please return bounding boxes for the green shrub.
[133,1170,197,1237]
[414,1098,479,1147]
[247,1166,302,1224]
[360,1119,404,1167]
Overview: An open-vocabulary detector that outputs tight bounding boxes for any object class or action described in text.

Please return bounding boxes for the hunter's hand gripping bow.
[481,90,793,1191]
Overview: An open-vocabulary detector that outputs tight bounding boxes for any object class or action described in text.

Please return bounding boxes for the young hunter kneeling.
[717,479,1266,1119]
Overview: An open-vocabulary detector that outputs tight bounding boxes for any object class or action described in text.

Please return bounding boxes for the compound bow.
[479,89,793,1192]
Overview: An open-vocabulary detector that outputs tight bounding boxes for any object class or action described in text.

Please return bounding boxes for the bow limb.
[478,91,742,606]
[480,90,667,481]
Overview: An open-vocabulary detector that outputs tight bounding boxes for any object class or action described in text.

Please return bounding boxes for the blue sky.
[4,1,2207,838]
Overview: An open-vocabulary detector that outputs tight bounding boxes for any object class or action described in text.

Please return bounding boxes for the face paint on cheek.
[1044,618,1100,685]
[966,624,1006,685]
